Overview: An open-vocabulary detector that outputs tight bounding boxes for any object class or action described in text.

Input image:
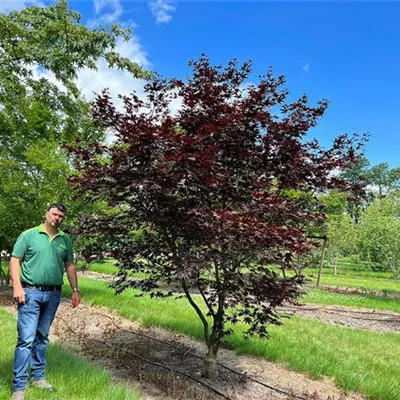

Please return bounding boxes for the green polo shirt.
[12,224,74,286]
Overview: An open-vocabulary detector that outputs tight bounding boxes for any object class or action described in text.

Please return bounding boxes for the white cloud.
[79,2,153,111]
[87,0,123,28]
[149,0,176,24]
[84,0,151,101]
[76,37,149,144]
[33,34,151,143]
[76,35,151,105]
[302,63,310,73]
[0,0,43,13]
[32,34,150,103]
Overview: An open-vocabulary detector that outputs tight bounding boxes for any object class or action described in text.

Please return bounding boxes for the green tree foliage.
[0,0,149,116]
[340,156,400,223]
[359,194,400,279]
[319,191,358,274]
[0,0,150,151]
[0,0,149,252]
[339,156,370,223]
[367,162,400,197]
[326,214,358,274]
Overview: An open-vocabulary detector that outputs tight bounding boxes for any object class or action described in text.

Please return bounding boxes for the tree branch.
[181,278,210,347]
[197,282,215,318]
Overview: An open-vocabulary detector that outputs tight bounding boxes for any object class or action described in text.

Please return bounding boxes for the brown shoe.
[31,379,55,391]
[11,390,25,400]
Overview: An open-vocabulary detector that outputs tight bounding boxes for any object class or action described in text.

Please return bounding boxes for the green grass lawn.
[79,259,148,279]
[0,260,9,274]
[85,260,400,296]
[303,289,400,313]
[80,259,119,275]
[0,308,140,400]
[304,267,400,294]
[313,267,393,279]
[67,277,400,400]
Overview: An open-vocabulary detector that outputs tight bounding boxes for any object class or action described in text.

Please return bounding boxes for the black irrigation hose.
[213,362,308,400]
[94,311,309,400]
[93,337,232,400]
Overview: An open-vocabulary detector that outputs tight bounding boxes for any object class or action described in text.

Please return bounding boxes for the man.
[9,203,81,400]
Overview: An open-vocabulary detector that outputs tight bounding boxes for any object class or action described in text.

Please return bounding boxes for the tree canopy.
[68,56,363,377]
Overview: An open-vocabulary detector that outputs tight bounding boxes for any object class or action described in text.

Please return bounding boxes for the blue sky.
[2,1,400,167]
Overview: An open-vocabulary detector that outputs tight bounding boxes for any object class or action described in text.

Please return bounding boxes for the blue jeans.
[12,287,61,391]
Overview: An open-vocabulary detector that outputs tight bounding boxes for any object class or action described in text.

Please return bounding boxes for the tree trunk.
[202,305,223,379]
[316,237,327,287]
[202,342,219,379]
[0,251,7,288]
[390,263,399,280]
[333,257,338,275]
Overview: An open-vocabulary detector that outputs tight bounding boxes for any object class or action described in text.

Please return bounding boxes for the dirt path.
[0,289,365,400]
[281,304,400,333]
[317,285,400,299]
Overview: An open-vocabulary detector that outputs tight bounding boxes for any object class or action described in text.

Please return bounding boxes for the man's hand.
[65,261,80,308]
[10,256,24,304]
[13,286,25,304]
[72,290,81,308]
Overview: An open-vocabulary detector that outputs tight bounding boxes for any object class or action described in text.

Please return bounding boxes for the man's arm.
[65,261,81,308]
[10,256,25,304]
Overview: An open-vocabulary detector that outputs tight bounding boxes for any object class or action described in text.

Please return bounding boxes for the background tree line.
[319,159,400,279]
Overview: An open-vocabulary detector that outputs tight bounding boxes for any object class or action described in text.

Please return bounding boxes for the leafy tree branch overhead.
[0,0,151,253]
[68,56,365,378]
[0,0,150,112]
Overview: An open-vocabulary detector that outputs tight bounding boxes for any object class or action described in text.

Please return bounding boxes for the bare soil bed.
[282,304,400,333]
[317,285,400,299]
[0,288,368,400]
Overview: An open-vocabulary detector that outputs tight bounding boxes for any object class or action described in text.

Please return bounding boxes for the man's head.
[45,203,67,229]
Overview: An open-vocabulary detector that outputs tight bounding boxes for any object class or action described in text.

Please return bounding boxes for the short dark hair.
[47,203,67,214]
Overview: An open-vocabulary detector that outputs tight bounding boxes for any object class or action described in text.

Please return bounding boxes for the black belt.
[21,282,61,292]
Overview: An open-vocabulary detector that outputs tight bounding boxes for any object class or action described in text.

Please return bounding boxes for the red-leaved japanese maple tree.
[68,56,363,378]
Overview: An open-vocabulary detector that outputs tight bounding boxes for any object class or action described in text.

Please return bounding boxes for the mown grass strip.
[83,261,400,313]
[85,261,400,295]
[0,307,140,400]
[79,260,148,279]
[69,277,400,400]
[303,268,400,294]
[78,259,118,275]
[306,267,393,280]
[304,289,400,313]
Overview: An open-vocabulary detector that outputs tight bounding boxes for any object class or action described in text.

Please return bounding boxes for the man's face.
[45,207,65,228]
